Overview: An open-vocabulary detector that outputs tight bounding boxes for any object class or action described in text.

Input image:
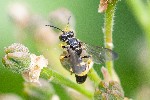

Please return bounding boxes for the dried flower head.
[2,43,48,83]
[94,80,124,100]
[22,54,48,83]
[94,67,124,100]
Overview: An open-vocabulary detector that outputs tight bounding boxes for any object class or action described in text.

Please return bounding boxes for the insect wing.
[60,51,72,71]
[84,44,118,64]
[68,49,86,74]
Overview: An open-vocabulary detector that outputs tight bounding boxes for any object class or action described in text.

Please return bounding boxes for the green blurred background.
[0,0,150,99]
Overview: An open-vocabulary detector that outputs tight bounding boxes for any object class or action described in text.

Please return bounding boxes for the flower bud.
[94,67,124,100]
[4,43,29,54]
[2,43,31,73]
[98,0,108,13]
[2,43,48,83]
[94,80,124,100]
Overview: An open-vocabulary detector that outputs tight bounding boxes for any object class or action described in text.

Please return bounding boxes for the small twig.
[88,68,101,86]
[40,67,93,99]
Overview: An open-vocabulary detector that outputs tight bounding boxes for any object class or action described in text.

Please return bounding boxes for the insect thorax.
[59,31,82,55]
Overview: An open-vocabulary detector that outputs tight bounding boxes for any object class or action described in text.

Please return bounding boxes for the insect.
[46,16,118,84]
[60,46,94,84]
[46,16,82,56]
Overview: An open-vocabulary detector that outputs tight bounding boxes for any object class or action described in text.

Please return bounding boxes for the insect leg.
[81,55,91,59]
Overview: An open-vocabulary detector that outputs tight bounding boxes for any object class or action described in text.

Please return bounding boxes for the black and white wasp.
[46,16,118,84]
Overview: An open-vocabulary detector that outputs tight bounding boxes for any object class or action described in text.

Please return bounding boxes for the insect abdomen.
[75,74,87,84]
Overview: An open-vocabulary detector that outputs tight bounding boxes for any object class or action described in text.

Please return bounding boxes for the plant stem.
[103,0,118,76]
[40,67,93,99]
[88,68,101,86]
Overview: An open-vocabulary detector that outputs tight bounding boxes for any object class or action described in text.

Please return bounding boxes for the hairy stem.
[40,67,93,98]
[104,0,118,76]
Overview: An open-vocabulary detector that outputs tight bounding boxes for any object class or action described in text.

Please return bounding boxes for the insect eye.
[70,31,74,37]
[59,34,67,41]
[67,31,74,37]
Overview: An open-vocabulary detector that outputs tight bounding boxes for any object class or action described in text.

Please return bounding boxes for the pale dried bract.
[22,54,48,83]
[98,0,108,13]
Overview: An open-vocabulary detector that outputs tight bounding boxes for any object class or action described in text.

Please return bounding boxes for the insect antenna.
[45,25,64,32]
[67,16,71,25]
[64,16,72,32]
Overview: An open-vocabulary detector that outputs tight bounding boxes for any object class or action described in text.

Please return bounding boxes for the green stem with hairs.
[104,0,118,76]
[40,67,93,99]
